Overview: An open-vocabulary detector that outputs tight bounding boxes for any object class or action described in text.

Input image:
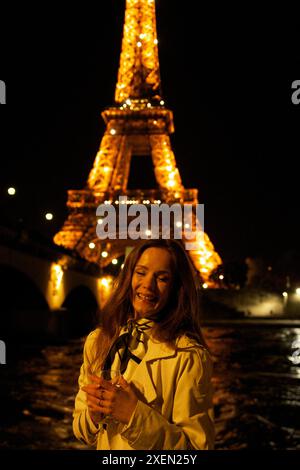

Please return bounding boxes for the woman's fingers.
[118,376,129,390]
[83,381,116,422]
[83,378,123,420]
[81,384,100,398]
[88,374,100,383]
[100,379,118,392]
[87,395,112,415]
[88,374,117,389]
[88,374,110,388]
[83,386,115,409]
[87,396,109,411]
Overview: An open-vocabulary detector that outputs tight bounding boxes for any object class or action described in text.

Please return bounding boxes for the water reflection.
[206,326,300,449]
[0,326,299,449]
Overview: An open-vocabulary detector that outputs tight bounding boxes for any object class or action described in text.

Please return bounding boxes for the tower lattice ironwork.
[54,0,222,283]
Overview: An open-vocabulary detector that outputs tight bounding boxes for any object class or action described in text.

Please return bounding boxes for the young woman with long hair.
[73,239,214,450]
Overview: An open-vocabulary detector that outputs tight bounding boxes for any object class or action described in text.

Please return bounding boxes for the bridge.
[0,224,114,339]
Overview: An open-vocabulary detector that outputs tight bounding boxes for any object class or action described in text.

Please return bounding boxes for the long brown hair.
[92,239,207,369]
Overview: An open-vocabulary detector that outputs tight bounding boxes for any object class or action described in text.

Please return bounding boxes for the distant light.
[98,276,113,294]
[110,128,116,135]
[45,213,53,220]
[203,283,208,289]
[8,187,16,195]
[219,274,224,280]
[176,221,182,228]
[51,263,64,296]
[160,100,165,106]
[101,251,108,258]
[101,278,109,287]
[282,292,288,298]
[89,242,96,249]
[137,41,142,47]
[147,102,152,108]
[184,223,190,229]
[98,219,103,225]
[296,288,300,296]
[145,230,151,236]
[121,263,124,269]
[154,39,158,45]
[103,166,110,173]
[267,266,272,271]
[112,259,118,265]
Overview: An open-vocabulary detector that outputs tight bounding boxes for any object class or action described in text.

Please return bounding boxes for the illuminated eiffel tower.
[54,0,221,283]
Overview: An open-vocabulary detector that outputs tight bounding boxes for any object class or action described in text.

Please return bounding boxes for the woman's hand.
[82,375,138,425]
[81,375,109,425]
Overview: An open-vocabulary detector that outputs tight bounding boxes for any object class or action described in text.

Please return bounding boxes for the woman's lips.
[136,293,157,304]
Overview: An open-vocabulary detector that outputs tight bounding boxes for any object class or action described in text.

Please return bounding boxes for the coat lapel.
[128,332,198,404]
[129,336,177,404]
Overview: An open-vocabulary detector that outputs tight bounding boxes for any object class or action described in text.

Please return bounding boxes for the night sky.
[0,1,299,268]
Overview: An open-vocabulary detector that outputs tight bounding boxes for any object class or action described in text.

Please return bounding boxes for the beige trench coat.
[73,329,215,450]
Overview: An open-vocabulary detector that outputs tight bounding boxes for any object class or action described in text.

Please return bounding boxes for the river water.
[1,325,300,450]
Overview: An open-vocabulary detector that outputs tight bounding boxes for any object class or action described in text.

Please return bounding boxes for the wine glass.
[98,369,121,424]
[99,369,121,386]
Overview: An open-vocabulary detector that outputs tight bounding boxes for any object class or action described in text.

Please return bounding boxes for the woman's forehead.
[136,247,173,271]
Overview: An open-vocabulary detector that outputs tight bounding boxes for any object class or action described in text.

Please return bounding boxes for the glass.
[99,369,121,386]
[98,369,121,424]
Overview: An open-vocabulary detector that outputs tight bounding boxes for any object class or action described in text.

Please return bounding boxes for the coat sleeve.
[119,347,215,450]
[72,330,103,447]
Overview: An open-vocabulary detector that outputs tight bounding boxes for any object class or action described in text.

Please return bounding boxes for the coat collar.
[132,335,199,404]
[118,318,200,362]
[130,337,175,404]
[143,333,198,362]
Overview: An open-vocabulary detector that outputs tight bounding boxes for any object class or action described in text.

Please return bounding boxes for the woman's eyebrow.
[135,265,171,274]
[135,264,148,270]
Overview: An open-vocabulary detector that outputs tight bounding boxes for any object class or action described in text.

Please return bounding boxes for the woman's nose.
[142,273,156,291]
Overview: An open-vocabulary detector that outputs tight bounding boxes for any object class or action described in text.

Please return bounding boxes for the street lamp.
[7,187,16,196]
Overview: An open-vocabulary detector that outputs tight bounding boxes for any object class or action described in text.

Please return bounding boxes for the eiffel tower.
[54,0,221,284]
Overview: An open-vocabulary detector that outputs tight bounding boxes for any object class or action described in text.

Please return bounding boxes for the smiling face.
[131,247,174,319]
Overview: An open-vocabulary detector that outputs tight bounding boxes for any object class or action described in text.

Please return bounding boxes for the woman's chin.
[135,309,154,319]
[134,304,157,319]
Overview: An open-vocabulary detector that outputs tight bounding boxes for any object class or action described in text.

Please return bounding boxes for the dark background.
[0,1,299,269]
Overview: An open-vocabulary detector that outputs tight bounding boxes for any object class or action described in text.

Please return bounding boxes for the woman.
[73,239,215,450]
